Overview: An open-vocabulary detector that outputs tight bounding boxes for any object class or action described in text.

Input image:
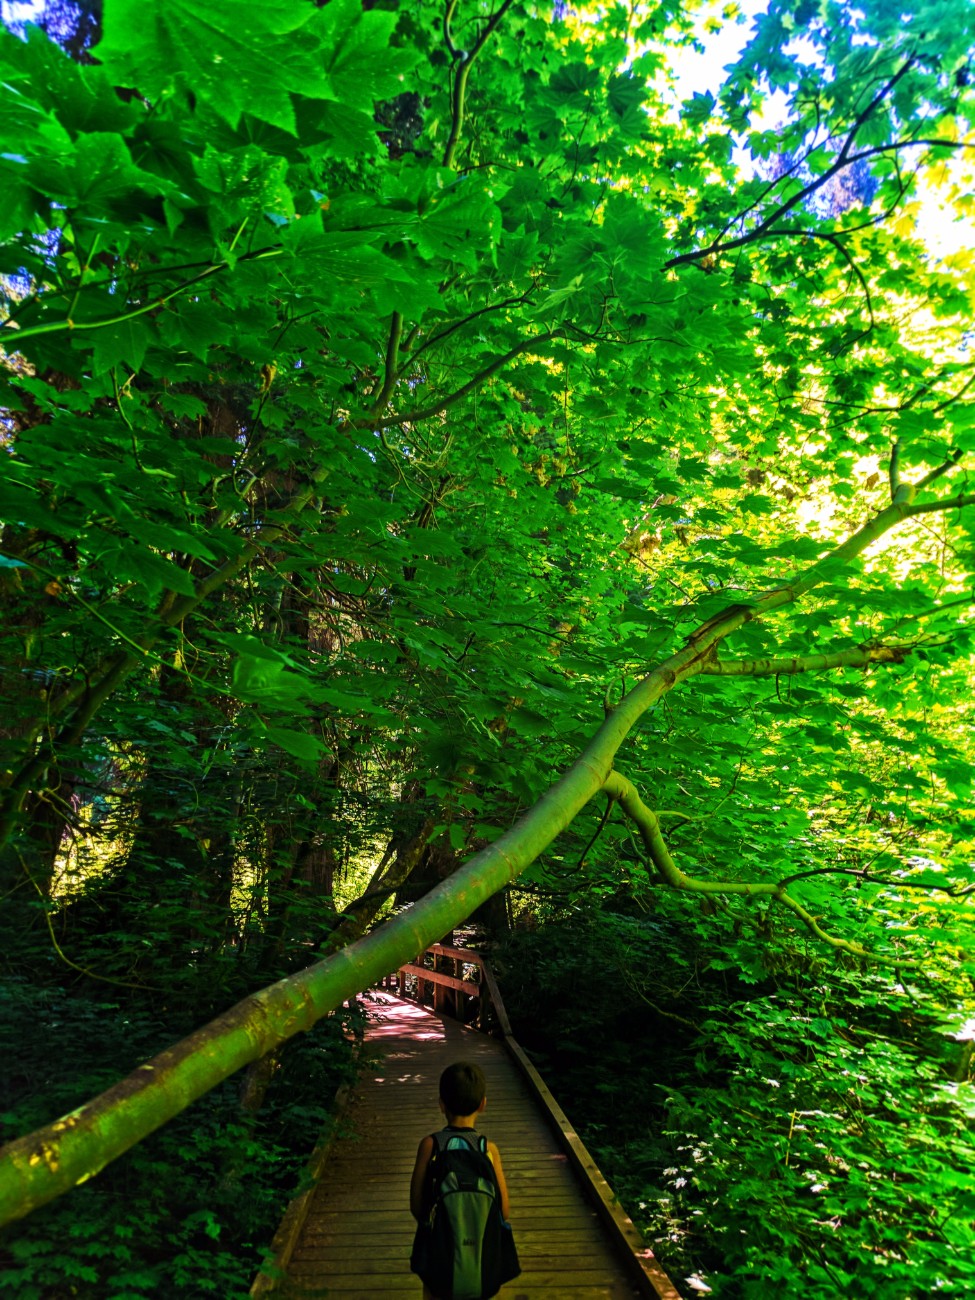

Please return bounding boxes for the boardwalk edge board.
[250,1059,358,1296]
[477,958,682,1300]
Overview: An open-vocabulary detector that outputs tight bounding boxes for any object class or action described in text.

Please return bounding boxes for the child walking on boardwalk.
[410,1061,519,1300]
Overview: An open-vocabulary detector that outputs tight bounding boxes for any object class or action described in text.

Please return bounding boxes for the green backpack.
[410,1128,520,1300]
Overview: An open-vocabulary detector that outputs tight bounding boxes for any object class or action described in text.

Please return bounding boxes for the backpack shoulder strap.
[435,1127,485,1152]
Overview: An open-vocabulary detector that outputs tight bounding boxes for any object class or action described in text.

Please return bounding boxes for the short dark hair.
[439,1062,486,1117]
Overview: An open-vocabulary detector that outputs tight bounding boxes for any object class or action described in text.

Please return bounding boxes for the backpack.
[410,1128,521,1300]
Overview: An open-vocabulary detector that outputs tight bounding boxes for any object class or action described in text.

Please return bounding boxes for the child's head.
[439,1061,486,1119]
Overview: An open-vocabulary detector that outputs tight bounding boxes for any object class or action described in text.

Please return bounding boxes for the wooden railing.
[384,944,682,1300]
[380,942,495,1028]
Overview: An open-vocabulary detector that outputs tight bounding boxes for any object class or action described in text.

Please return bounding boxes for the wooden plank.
[503,1289,638,1298]
[289,1266,635,1287]
[428,942,484,965]
[296,1189,586,1215]
[300,1219,611,1241]
[294,1241,617,1264]
[277,1287,636,1300]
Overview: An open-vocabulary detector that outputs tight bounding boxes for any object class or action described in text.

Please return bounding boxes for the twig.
[767,226,876,330]
[889,437,902,499]
[578,795,615,868]
[443,0,460,59]
[20,852,159,991]
[664,137,971,271]
[602,768,916,966]
[916,448,963,491]
[355,330,560,430]
[65,232,101,324]
[836,56,918,169]
[443,0,516,170]
[369,310,403,417]
[776,865,975,896]
[405,294,537,364]
[1,244,282,345]
[907,489,975,516]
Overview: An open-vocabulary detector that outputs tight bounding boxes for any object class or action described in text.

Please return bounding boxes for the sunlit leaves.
[96,0,418,133]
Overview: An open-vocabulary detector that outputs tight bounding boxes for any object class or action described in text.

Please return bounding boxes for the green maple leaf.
[96,0,418,133]
[27,132,167,211]
[90,317,152,374]
[312,0,420,110]
[96,0,326,131]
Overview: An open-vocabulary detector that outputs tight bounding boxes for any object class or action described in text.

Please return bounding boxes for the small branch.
[0,246,283,346]
[799,227,875,328]
[775,865,975,896]
[907,489,975,516]
[882,592,974,634]
[929,368,975,416]
[354,330,559,430]
[619,974,703,1030]
[1,553,160,665]
[578,795,615,869]
[772,891,908,964]
[915,448,963,491]
[443,0,460,58]
[405,293,537,364]
[65,232,101,323]
[21,853,158,990]
[664,137,971,271]
[602,768,914,965]
[835,55,919,168]
[702,643,916,677]
[443,0,516,170]
[0,480,322,851]
[889,437,902,500]
[748,225,877,330]
[368,311,403,417]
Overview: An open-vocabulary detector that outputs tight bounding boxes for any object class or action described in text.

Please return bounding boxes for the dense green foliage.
[496,906,975,1296]
[0,975,362,1296]
[1,0,974,1293]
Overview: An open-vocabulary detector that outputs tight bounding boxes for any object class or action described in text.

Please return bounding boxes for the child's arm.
[487,1140,510,1221]
[410,1135,435,1221]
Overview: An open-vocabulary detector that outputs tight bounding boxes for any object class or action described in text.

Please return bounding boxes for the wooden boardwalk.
[274,991,648,1298]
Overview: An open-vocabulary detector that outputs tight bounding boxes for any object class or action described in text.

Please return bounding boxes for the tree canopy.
[1,0,975,1294]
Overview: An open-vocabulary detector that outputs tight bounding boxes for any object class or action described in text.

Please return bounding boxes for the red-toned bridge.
[251,947,681,1300]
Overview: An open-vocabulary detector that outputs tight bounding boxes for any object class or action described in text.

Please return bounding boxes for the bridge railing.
[382,943,682,1300]
[379,942,496,1028]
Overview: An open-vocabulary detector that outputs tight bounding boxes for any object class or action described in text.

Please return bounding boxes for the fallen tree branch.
[1,479,971,1224]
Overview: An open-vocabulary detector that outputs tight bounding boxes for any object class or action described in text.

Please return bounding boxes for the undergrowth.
[0,975,363,1299]
[494,904,975,1299]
